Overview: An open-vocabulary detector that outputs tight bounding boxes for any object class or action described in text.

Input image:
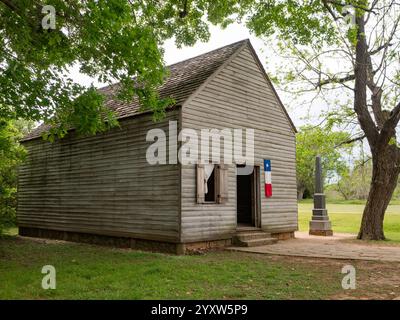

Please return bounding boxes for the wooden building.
[18,40,298,254]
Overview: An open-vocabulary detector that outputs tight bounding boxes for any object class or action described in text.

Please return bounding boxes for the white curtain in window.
[204,164,214,194]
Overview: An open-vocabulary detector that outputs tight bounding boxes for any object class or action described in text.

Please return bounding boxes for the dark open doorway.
[236,166,260,228]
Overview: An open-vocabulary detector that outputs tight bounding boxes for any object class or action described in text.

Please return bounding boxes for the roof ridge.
[166,38,249,68]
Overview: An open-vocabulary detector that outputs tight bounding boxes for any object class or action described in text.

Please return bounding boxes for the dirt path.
[228,231,400,262]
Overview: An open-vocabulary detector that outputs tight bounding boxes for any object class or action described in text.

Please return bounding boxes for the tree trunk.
[353,13,400,240]
[336,182,350,200]
[297,187,305,200]
[358,146,400,240]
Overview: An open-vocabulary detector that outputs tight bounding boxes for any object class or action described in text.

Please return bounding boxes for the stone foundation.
[309,229,333,236]
[19,227,179,254]
[271,231,295,240]
[18,227,233,255]
[179,239,232,254]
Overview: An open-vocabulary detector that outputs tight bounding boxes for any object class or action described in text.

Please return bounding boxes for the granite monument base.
[309,220,333,236]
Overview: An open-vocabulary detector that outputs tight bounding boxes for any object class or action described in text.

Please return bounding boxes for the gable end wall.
[180,46,298,242]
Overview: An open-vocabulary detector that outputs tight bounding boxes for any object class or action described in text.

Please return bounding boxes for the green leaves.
[0,0,218,139]
[0,0,363,142]
[246,0,336,45]
[0,119,31,233]
[296,125,353,197]
[48,86,119,138]
[346,25,358,47]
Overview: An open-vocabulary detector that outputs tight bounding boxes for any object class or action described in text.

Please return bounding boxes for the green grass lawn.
[1,200,400,299]
[298,201,400,242]
[0,235,344,300]
[3,233,400,300]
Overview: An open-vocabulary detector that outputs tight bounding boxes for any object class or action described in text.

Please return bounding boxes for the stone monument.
[309,156,333,236]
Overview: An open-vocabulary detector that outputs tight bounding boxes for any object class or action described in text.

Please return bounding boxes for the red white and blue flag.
[264,159,272,197]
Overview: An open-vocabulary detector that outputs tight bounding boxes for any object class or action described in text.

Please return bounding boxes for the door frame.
[252,166,261,228]
[236,165,261,228]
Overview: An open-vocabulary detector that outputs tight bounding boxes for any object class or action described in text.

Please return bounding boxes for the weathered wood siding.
[180,45,298,242]
[18,110,180,242]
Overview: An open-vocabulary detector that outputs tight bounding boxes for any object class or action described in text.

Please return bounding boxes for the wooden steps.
[232,229,278,247]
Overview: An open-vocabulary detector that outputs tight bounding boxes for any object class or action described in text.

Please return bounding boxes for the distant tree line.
[296,126,400,201]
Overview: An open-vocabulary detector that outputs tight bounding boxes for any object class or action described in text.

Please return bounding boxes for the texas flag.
[264,159,272,197]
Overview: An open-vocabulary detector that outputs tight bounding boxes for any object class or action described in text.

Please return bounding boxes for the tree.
[296,125,351,200]
[0,0,249,138]
[0,119,31,234]
[351,2,400,240]
[244,1,400,240]
[336,158,372,200]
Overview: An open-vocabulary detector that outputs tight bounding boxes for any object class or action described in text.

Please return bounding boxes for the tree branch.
[316,73,355,88]
[326,0,377,14]
[335,134,366,147]
[322,0,341,21]
[0,0,18,12]
[179,0,188,18]
[353,156,371,170]
[379,101,400,146]
[369,43,393,55]
[354,14,379,147]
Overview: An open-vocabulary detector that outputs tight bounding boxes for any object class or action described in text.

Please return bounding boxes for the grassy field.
[2,234,400,300]
[0,235,345,300]
[1,200,400,299]
[298,201,400,242]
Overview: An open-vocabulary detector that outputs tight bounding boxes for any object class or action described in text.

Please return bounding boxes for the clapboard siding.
[18,110,180,242]
[180,46,297,242]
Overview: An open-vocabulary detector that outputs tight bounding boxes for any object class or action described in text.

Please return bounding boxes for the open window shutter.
[216,164,228,204]
[196,164,205,203]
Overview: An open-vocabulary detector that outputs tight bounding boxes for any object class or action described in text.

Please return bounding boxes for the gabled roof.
[23,39,295,141]
[99,39,247,119]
